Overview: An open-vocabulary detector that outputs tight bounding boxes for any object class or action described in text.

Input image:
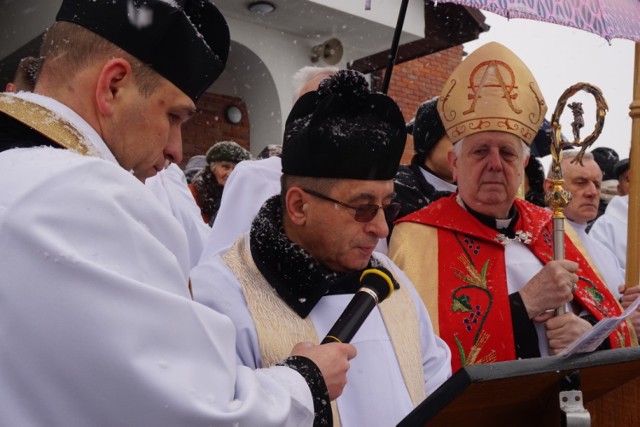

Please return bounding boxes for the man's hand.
[618,285,640,336]
[619,285,640,309]
[290,342,357,401]
[519,259,579,319]
[545,313,591,355]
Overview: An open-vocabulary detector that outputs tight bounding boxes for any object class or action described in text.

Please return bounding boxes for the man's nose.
[585,181,599,197]
[486,148,503,170]
[365,207,389,239]
[165,128,184,165]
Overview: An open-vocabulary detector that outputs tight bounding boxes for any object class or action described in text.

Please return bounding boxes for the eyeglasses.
[302,188,401,223]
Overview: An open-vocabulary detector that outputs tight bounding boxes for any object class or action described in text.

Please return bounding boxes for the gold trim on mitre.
[0,93,93,156]
[437,42,547,145]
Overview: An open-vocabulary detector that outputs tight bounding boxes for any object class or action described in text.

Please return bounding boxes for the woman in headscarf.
[189,140,251,225]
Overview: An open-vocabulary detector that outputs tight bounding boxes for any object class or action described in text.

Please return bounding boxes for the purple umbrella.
[433,0,640,43]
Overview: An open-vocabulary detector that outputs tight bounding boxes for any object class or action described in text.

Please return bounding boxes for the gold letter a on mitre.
[463,60,522,116]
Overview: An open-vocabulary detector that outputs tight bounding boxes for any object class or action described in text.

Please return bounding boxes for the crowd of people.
[0,0,637,426]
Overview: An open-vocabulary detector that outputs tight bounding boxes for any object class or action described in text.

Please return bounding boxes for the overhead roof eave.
[350,2,489,74]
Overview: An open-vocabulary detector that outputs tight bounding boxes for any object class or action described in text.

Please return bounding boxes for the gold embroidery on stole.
[375,257,426,407]
[224,237,341,427]
[0,94,91,155]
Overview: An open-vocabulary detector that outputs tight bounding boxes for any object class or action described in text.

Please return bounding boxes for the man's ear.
[285,187,308,226]
[95,58,133,117]
[448,149,458,182]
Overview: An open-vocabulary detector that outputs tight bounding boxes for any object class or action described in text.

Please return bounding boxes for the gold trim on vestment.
[389,223,441,336]
[0,93,92,156]
[376,259,427,407]
[223,237,341,427]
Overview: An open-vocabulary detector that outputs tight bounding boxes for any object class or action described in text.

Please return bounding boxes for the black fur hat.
[56,0,229,102]
[407,96,446,163]
[206,141,251,164]
[592,147,620,181]
[282,70,406,180]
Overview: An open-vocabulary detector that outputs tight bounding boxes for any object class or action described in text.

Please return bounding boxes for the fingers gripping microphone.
[321,268,396,344]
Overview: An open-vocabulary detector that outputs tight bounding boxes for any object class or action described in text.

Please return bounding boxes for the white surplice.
[0,92,315,426]
[590,195,629,272]
[146,162,211,268]
[203,155,282,260]
[568,219,624,299]
[191,240,452,427]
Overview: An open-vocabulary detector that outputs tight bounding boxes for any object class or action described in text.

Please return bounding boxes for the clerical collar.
[461,198,519,238]
[419,162,436,176]
[249,195,389,318]
[419,165,457,192]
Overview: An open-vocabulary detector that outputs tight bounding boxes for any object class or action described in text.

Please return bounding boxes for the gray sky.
[464,12,635,160]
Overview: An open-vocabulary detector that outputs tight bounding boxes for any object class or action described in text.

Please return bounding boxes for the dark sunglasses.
[302,188,401,223]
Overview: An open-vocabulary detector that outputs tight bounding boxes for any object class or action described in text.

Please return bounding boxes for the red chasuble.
[398,194,633,371]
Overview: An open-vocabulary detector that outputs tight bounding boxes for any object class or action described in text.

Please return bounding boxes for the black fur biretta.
[592,147,620,181]
[56,0,229,102]
[407,96,446,163]
[282,70,406,180]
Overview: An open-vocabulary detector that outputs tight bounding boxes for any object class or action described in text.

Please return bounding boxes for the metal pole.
[380,0,410,94]
[547,144,571,316]
[554,213,567,316]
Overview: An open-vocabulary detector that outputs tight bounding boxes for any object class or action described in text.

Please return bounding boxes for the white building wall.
[212,0,424,153]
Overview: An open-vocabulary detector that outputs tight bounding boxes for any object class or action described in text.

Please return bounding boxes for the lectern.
[398,347,640,427]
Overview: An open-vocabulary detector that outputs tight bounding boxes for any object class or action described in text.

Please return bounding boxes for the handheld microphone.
[321,268,396,344]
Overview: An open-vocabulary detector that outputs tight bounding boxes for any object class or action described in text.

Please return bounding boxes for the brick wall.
[371,45,464,165]
[181,93,250,168]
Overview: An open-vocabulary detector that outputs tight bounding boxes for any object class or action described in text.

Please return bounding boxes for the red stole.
[399,194,632,371]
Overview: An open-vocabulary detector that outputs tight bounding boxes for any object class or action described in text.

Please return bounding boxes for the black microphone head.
[359,267,397,302]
